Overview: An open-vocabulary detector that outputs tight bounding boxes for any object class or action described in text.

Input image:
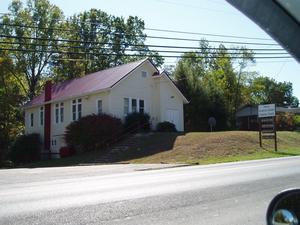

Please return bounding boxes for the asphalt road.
[1,157,300,225]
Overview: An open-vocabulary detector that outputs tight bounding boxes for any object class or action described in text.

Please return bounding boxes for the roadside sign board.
[258,104,277,151]
[258,104,276,118]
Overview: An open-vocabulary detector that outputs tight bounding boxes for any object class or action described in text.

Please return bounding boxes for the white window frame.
[124,98,129,115]
[39,107,44,126]
[124,97,145,115]
[131,98,137,113]
[60,102,64,123]
[139,99,145,113]
[71,98,82,121]
[55,102,64,124]
[30,112,34,127]
[141,70,148,78]
[96,99,103,114]
[55,103,59,124]
[72,100,76,121]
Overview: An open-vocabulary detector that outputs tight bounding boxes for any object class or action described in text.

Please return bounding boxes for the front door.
[166,109,179,130]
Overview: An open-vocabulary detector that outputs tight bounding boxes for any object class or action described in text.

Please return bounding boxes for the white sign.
[258,104,276,118]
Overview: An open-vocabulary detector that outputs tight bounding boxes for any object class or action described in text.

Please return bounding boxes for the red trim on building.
[152,71,160,76]
[44,81,52,151]
[44,80,52,101]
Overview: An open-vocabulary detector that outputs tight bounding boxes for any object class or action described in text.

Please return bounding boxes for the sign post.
[208,117,216,132]
[258,104,277,151]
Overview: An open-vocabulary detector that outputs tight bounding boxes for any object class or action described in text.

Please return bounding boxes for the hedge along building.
[23,58,189,158]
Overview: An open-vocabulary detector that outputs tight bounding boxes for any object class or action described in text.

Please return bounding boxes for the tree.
[1,1,164,95]
[230,47,255,114]
[0,0,165,160]
[249,76,299,107]
[0,52,25,161]
[0,0,64,100]
[173,45,212,131]
[174,41,254,130]
[51,9,163,81]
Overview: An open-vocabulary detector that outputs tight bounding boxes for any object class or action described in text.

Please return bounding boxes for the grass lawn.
[126,131,300,164]
[22,131,300,168]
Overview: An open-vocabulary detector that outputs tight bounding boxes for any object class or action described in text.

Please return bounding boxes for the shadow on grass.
[19,132,182,168]
[98,132,183,163]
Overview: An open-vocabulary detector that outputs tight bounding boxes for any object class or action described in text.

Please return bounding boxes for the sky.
[1,0,300,99]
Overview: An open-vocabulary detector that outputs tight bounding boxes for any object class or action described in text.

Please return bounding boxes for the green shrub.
[65,114,123,152]
[10,133,41,163]
[124,112,151,133]
[156,121,177,132]
[0,160,14,168]
[276,112,295,131]
[0,131,11,162]
[294,115,300,130]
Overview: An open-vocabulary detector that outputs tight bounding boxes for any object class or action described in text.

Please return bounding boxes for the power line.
[0,22,279,46]
[254,60,294,64]
[0,13,273,41]
[0,47,292,59]
[164,58,295,63]
[145,35,278,46]
[0,35,285,52]
[0,22,76,33]
[165,60,295,65]
[144,27,272,41]
[0,22,145,38]
[0,41,289,55]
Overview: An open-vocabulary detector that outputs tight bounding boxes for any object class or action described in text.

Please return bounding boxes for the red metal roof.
[24,58,148,108]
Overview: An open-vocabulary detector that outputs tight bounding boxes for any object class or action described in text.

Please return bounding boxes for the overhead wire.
[0,16,291,61]
[0,47,292,59]
[0,35,285,52]
[0,22,279,46]
[0,13,276,41]
[0,41,288,55]
[144,28,272,41]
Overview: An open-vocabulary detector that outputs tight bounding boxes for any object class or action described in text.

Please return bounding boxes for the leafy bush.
[0,132,9,161]
[124,112,151,133]
[59,147,75,158]
[10,133,41,163]
[156,121,177,132]
[65,114,123,152]
[276,113,295,131]
[0,160,14,168]
[294,115,300,130]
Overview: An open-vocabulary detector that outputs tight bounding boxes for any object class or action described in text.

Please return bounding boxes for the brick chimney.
[44,81,52,153]
[44,80,52,101]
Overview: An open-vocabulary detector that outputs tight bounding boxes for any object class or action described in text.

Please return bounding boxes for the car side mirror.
[267,189,300,225]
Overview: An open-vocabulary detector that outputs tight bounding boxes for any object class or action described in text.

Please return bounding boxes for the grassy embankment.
[22,131,300,168]
[127,131,300,164]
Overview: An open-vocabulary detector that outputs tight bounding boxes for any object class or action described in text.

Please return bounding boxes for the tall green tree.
[51,9,163,81]
[1,1,163,96]
[0,52,25,160]
[230,47,255,114]
[249,76,299,107]
[174,41,254,130]
[206,45,254,124]
[0,0,64,100]
[174,55,210,130]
